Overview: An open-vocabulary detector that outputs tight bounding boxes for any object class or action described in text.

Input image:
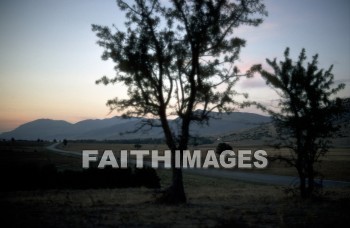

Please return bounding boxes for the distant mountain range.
[3,98,349,143]
[0,111,271,141]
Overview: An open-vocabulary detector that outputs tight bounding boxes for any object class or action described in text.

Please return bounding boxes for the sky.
[0,0,349,133]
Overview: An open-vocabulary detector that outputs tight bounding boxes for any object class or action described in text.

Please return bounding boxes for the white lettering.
[82,150,98,169]
[120,150,128,168]
[152,150,171,168]
[238,150,252,168]
[219,150,236,168]
[253,150,268,168]
[98,150,118,168]
[130,150,149,168]
[203,150,219,168]
[183,150,201,168]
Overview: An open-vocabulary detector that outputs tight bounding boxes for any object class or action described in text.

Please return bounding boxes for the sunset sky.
[0,0,349,133]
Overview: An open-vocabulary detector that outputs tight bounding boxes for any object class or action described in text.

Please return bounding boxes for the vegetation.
[255,48,346,198]
[215,142,233,154]
[1,165,160,191]
[3,170,349,227]
[92,0,267,203]
[134,143,142,149]
[1,140,350,227]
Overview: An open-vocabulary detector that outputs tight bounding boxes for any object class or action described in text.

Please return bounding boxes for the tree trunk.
[157,109,187,204]
[157,151,186,204]
[169,167,187,203]
[306,161,314,197]
[296,162,307,198]
[299,171,307,198]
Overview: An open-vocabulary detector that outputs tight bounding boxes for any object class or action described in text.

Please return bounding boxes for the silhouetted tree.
[63,139,68,147]
[134,144,142,149]
[216,142,233,155]
[93,0,267,203]
[256,48,346,198]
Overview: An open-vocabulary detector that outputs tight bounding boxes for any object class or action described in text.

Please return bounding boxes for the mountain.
[188,112,271,137]
[222,98,350,147]
[2,98,348,142]
[1,119,73,140]
[0,111,271,141]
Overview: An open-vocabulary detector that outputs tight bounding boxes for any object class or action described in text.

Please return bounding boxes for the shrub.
[1,164,161,191]
[216,142,233,155]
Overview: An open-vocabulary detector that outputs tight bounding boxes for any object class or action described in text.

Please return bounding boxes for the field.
[58,142,350,181]
[1,141,350,227]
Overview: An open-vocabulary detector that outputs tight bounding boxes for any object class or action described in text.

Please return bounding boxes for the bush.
[1,164,161,191]
[216,142,233,155]
[134,167,161,188]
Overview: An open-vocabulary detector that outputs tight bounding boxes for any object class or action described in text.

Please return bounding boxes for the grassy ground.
[1,141,350,227]
[1,171,350,227]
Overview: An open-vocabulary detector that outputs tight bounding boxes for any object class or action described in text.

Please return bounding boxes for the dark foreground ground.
[0,141,349,227]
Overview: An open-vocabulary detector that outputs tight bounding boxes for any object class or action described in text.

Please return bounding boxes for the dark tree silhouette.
[92,0,267,203]
[134,143,142,149]
[256,48,346,198]
[63,139,68,147]
[216,142,233,155]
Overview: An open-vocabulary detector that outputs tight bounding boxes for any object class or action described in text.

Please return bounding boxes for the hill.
[222,98,350,147]
[0,111,270,141]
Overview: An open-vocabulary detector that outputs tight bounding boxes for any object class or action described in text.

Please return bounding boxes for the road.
[46,143,350,188]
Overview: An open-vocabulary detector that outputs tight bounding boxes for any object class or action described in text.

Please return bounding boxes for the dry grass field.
[59,142,350,181]
[1,141,349,227]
